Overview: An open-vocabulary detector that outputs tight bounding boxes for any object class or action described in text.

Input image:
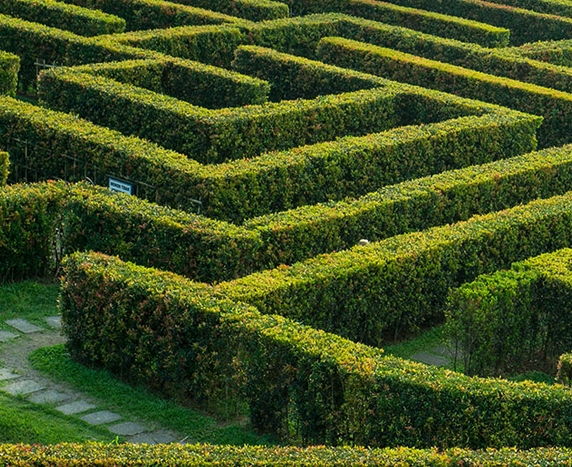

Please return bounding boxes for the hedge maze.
[5,0,572,464]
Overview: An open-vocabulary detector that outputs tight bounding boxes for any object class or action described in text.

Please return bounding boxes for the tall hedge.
[0,182,67,282]
[217,192,572,347]
[317,36,572,148]
[445,248,572,376]
[114,25,246,67]
[61,252,572,448]
[0,51,19,97]
[282,0,572,45]
[1,94,540,223]
[0,0,125,36]
[0,14,152,90]
[61,184,264,282]
[165,0,289,21]
[67,58,271,109]
[341,0,510,47]
[53,0,249,31]
[246,144,572,267]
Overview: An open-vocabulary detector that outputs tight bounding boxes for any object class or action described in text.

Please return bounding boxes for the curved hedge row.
[61,251,572,448]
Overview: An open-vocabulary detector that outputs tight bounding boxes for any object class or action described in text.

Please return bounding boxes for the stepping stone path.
[410,346,462,367]
[410,352,450,367]
[0,316,185,445]
[0,330,18,343]
[6,318,44,334]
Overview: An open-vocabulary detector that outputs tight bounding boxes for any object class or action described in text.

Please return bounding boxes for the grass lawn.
[0,279,275,445]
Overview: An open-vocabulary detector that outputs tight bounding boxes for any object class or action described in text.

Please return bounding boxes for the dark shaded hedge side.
[445,248,572,376]
[0,51,19,97]
[341,0,510,47]
[67,58,271,109]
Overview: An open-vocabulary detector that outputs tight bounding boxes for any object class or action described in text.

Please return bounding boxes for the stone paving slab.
[6,318,43,334]
[80,410,122,426]
[56,400,96,415]
[109,422,147,436]
[127,433,158,444]
[28,390,70,405]
[0,368,20,381]
[410,352,450,367]
[2,379,45,395]
[127,431,181,445]
[0,330,18,342]
[45,316,62,330]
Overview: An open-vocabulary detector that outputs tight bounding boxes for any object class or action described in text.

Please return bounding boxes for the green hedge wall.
[445,248,572,377]
[282,0,572,45]
[0,95,211,213]
[165,0,289,21]
[0,182,67,282]
[481,0,572,17]
[317,36,572,148]
[0,51,19,97]
[379,0,572,45]
[331,15,572,96]
[246,144,572,267]
[7,137,572,284]
[68,58,270,109]
[55,0,249,31]
[509,39,572,66]
[231,44,381,100]
[217,192,572,347]
[232,40,572,109]
[113,25,246,67]
[2,93,539,223]
[0,0,125,36]
[37,68,402,163]
[341,0,510,47]
[6,443,572,466]
[61,252,572,448]
[121,12,572,97]
[0,151,8,187]
[0,14,153,90]
[61,184,263,282]
[201,110,539,222]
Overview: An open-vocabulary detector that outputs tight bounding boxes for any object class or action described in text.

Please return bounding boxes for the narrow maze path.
[0,317,185,444]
